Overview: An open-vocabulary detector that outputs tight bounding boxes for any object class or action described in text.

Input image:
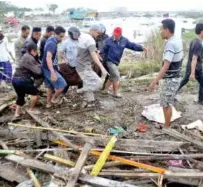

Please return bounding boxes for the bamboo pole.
[90,151,166,174]
[26,168,41,187]
[44,154,75,167]
[8,122,106,137]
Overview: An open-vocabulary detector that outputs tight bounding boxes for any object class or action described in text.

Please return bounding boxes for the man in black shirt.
[21,27,42,61]
[40,26,55,61]
[178,23,203,103]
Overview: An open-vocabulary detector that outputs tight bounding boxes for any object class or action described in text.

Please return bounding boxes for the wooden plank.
[99,168,203,179]
[79,174,138,187]
[84,161,122,170]
[26,110,79,150]
[98,171,203,185]
[66,143,92,187]
[0,103,9,114]
[5,154,70,175]
[0,162,28,183]
[64,134,188,153]
[167,167,202,186]
[163,128,203,150]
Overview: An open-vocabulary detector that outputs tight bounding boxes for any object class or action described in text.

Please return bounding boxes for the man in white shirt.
[59,27,83,95]
[0,29,15,89]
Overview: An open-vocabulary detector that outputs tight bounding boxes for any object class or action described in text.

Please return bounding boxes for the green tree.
[0,1,32,22]
[47,4,58,14]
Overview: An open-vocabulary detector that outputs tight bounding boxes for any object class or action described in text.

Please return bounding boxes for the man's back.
[76,33,96,72]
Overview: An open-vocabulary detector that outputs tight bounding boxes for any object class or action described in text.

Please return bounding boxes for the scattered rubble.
[0,81,203,187]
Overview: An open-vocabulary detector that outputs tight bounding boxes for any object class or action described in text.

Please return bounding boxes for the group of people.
[0,18,203,127]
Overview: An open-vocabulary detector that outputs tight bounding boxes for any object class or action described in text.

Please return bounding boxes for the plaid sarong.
[0,61,12,82]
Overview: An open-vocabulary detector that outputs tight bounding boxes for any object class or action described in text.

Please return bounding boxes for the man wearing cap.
[76,24,108,108]
[101,27,146,98]
[59,26,83,95]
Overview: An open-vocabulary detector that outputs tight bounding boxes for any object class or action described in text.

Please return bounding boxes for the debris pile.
[1,91,203,187]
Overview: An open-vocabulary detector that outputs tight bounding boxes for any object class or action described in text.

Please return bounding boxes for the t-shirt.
[76,33,97,72]
[42,36,58,70]
[14,36,26,65]
[0,37,10,62]
[40,35,49,61]
[60,37,79,68]
[186,38,203,71]
[163,36,183,78]
[14,53,42,81]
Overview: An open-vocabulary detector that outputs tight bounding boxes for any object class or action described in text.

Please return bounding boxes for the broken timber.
[26,110,79,150]
[5,154,70,175]
[64,134,189,153]
[0,162,29,183]
[67,142,92,187]
[4,154,135,187]
[79,174,138,187]
[162,128,203,150]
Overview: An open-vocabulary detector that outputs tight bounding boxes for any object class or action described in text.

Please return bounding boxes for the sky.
[6,0,203,12]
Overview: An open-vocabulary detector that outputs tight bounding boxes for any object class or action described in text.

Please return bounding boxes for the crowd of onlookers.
[0,19,203,128]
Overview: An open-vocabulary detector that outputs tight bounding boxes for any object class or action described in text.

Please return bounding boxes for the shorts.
[12,78,39,106]
[106,62,120,82]
[160,78,180,107]
[43,68,67,90]
[0,61,12,82]
[77,68,102,92]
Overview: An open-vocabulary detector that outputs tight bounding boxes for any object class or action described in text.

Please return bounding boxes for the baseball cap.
[113,27,122,37]
[90,24,102,32]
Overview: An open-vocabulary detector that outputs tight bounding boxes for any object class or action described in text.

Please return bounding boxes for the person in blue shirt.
[101,27,147,98]
[42,26,67,108]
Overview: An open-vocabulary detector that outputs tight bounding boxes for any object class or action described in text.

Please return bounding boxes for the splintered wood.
[1,99,203,187]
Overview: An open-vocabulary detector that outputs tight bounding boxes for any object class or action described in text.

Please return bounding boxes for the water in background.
[7,16,196,60]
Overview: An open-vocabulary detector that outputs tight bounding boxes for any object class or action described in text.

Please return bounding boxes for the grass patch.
[183,30,195,41]
[119,61,160,78]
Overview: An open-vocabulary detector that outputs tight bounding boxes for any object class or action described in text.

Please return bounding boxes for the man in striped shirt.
[149,19,183,127]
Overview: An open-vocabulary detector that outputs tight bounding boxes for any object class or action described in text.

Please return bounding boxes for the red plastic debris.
[136,123,147,133]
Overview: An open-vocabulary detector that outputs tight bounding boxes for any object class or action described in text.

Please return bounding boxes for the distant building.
[68,8,98,20]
